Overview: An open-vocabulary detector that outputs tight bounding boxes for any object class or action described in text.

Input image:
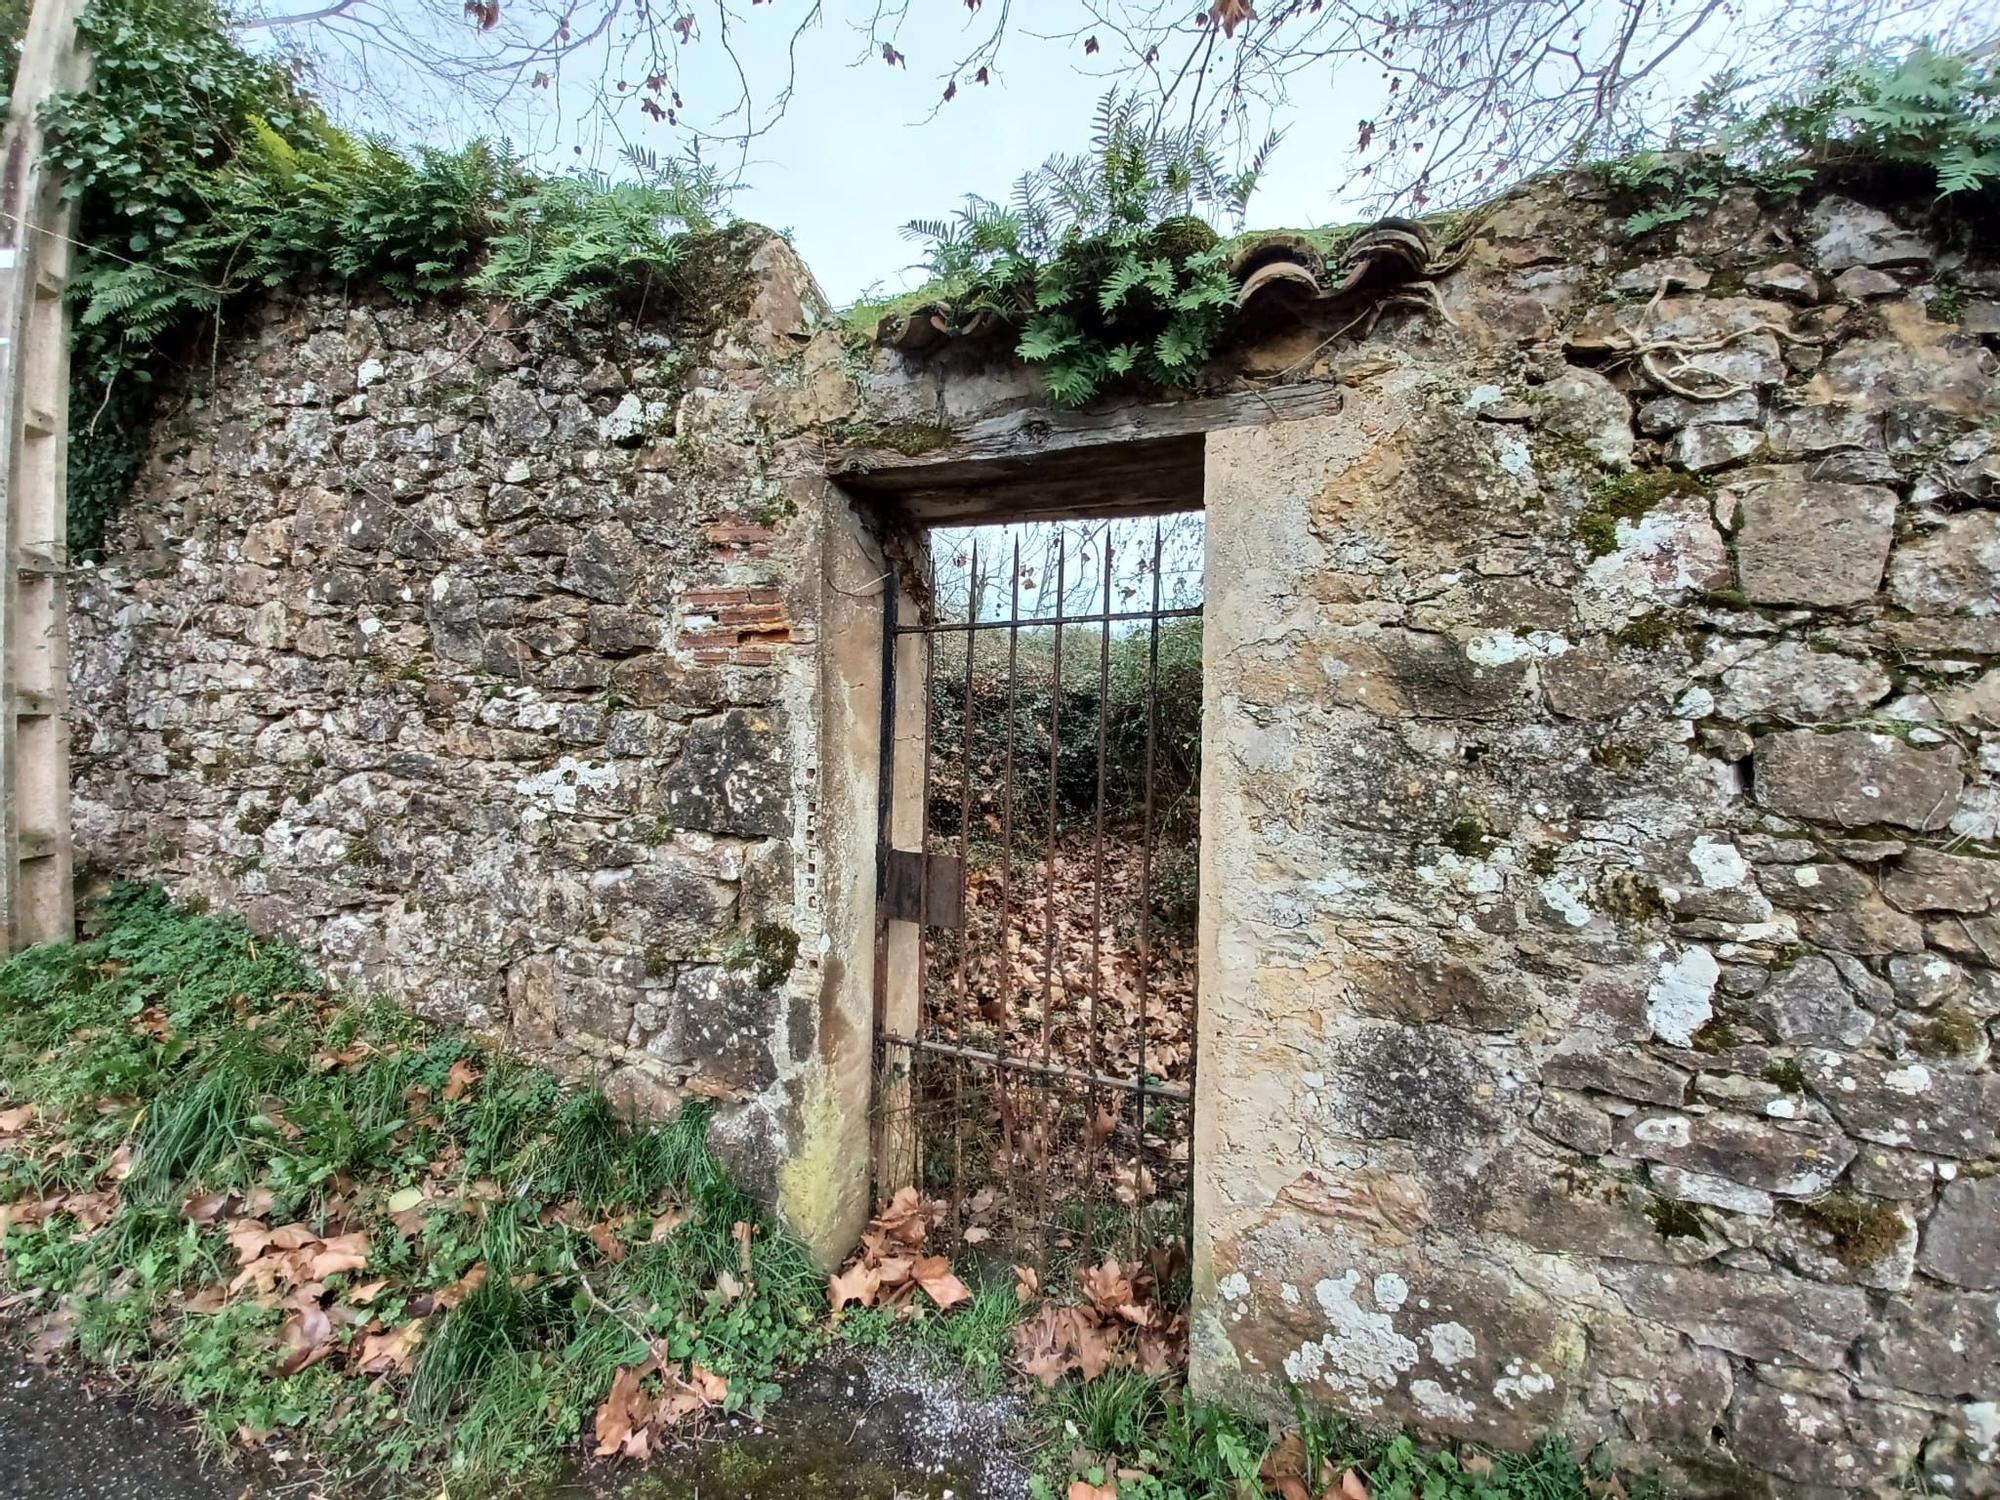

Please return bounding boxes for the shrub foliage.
[42,0,726,554]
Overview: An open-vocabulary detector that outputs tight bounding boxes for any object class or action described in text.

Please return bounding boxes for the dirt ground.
[0,1348,1032,1500]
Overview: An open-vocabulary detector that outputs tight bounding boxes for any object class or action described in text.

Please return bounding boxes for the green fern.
[899,91,1268,407]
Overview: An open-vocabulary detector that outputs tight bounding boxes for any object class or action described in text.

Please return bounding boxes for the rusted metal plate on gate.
[883,849,964,928]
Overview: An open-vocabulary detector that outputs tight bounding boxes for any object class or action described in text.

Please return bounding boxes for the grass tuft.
[0,884,822,1485]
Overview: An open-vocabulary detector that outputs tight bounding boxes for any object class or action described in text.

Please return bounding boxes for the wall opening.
[872,510,1206,1280]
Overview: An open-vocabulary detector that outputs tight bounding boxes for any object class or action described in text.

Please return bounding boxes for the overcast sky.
[258,0,1986,308]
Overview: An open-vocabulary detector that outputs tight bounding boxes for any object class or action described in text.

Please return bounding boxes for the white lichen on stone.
[1411,1379,1477,1422]
[1422,1321,1477,1367]
[1280,1272,1419,1405]
[1687,836,1747,889]
[1645,944,1719,1046]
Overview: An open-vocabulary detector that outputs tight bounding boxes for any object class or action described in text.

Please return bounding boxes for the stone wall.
[1194,183,2000,1496]
[66,174,2000,1494]
[68,230,887,1248]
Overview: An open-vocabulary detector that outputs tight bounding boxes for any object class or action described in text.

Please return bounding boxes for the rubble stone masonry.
[70,180,2000,1494]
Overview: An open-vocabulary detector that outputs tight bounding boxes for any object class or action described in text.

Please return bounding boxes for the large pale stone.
[1535,366,1634,469]
[1714,640,1890,723]
[1919,1177,2000,1290]
[663,709,790,837]
[1802,1049,2000,1158]
[1753,730,1964,830]
[1862,1288,2000,1396]
[1888,510,2000,617]
[1611,1109,1854,1196]
[1881,848,2000,914]
[1723,466,1896,606]
[1600,1263,1866,1367]
[1807,196,1933,270]
[1730,1383,1930,1488]
[1758,956,1874,1046]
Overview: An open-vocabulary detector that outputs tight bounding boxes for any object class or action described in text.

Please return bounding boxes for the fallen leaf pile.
[0,1103,123,1240]
[827,1187,972,1314]
[592,1351,730,1460]
[905,832,1195,1252]
[1013,1249,1186,1385]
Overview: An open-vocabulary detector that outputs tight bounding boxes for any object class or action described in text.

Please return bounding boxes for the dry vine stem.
[1599,272,1827,400]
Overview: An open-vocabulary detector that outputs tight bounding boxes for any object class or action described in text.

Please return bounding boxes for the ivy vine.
[43,0,728,555]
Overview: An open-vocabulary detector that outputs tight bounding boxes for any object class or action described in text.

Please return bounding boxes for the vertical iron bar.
[999,536,1022,1250]
[1135,520,1163,1263]
[914,542,938,1196]
[1183,520,1203,1266]
[950,542,980,1239]
[871,565,900,1210]
[1085,529,1112,1259]
[1037,530,1066,1268]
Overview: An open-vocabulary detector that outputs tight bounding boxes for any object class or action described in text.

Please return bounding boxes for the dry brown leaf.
[685,1364,729,1404]
[180,1190,228,1225]
[1068,1481,1117,1500]
[1462,1454,1495,1477]
[0,1104,36,1133]
[355,1320,423,1374]
[276,1301,334,1376]
[587,1219,630,1263]
[443,1058,482,1102]
[309,1232,371,1280]
[1338,1470,1371,1500]
[1078,1259,1134,1315]
[182,1285,230,1315]
[873,1255,913,1288]
[829,1261,881,1311]
[713,1269,744,1305]
[912,1254,972,1311]
[349,1279,389,1305]
[648,1207,687,1241]
[436,1262,488,1310]
[1014,1264,1041,1302]
[268,1223,320,1252]
[593,1364,650,1458]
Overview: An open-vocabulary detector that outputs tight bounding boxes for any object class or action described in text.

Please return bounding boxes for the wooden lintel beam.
[826,380,1344,496]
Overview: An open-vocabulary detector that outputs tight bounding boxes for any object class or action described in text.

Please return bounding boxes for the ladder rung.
[15,547,61,577]
[15,689,54,716]
[21,407,56,438]
[17,831,58,861]
[32,269,62,301]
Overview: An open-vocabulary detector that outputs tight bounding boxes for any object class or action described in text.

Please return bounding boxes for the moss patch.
[1596,870,1667,923]
[1590,740,1652,774]
[1574,470,1706,559]
[1611,611,1680,652]
[1793,1194,1907,1270]
[726,921,801,990]
[1910,1006,1984,1058]
[822,418,959,458]
[1646,1197,1708,1241]
[1440,816,1498,859]
[1762,1057,1806,1092]
[1689,1017,1744,1054]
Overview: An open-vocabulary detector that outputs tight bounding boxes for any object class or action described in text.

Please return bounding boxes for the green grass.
[1036,1381,1668,1500]
[5,886,1671,1498]
[0,884,823,1486]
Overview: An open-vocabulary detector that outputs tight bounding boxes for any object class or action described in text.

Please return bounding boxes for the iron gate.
[872,513,1204,1276]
